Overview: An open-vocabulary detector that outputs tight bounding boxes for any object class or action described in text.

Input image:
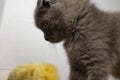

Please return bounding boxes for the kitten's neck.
[64,2,101,37]
[64,2,108,46]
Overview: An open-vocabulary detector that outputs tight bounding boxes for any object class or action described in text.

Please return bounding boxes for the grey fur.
[34,0,120,80]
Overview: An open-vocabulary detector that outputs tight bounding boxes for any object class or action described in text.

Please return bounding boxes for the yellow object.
[8,63,59,80]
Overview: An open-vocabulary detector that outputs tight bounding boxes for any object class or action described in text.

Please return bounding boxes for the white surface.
[0,70,11,80]
[0,0,120,80]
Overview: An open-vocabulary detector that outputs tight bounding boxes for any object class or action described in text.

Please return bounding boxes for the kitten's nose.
[45,36,49,41]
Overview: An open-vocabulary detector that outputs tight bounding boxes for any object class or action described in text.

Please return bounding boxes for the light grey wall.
[0,0,5,27]
[0,0,69,80]
[91,0,120,12]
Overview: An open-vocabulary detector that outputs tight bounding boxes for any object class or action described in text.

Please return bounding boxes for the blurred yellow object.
[8,63,59,80]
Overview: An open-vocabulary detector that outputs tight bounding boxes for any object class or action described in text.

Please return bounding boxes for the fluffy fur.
[34,0,120,80]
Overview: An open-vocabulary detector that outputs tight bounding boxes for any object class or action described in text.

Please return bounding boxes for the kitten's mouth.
[45,38,62,43]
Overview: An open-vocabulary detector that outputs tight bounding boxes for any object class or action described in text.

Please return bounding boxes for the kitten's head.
[34,0,74,43]
[34,0,89,43]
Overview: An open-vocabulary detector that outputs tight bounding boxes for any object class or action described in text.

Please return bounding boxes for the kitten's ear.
[37,0,42,7]
[42,0,51,8]
[37,0,57,8]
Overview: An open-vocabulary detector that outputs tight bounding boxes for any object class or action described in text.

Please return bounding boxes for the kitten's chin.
[45,39,63,43]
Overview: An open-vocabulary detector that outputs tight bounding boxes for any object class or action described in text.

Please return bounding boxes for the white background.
[0,0,5,26]
[0,0,120,80]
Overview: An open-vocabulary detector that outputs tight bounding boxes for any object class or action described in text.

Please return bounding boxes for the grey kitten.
[34,0,120,80]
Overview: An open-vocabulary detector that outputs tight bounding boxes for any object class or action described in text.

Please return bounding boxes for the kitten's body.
[35,0,120,80]
[64,4,120,80]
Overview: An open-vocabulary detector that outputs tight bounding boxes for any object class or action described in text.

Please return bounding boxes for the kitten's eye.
[43,25,48,29]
